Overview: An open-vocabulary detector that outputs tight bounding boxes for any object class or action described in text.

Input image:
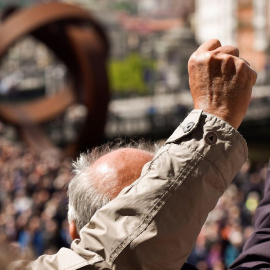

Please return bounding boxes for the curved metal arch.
[0,2,109,57]
[0,2,110,155]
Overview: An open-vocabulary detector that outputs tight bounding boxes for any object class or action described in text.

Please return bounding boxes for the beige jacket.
[11,110,248,270]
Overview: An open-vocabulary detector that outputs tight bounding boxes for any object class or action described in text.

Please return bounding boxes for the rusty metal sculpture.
[0,2,110,155]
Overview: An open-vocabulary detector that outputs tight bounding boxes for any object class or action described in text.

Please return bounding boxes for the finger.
[240,57,250,66]
[235,57,257,85]
[197,39,221,52]
[249,66,257,85]
[221,55,236,77]
[215,45,239,57]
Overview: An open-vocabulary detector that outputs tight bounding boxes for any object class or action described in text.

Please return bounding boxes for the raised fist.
[188,39,257,129]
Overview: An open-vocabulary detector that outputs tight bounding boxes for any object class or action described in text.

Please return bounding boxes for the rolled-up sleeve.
[15,110,248,270]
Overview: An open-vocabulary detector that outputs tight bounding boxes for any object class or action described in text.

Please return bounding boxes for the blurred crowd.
[0,123,73,266]
[0,121,268,270]
[188,161,268,270]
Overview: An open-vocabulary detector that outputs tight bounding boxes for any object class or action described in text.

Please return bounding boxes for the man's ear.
[69,220,80,240]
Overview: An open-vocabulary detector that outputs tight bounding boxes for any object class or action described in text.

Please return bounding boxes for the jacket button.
[205,132,217,145]
[183,122,195,133]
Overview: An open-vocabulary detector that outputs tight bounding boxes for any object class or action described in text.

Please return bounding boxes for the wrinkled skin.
[188,39,257,129]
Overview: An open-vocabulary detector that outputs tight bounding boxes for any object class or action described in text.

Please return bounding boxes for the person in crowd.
[66,135,270,270]
[9,39,257,269]
[229,163,270,269]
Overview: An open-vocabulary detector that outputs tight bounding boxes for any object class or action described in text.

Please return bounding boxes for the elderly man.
[67,142,156,240]
[10,39,257,270]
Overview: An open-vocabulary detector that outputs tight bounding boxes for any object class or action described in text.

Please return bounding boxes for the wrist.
[193,104,241,130]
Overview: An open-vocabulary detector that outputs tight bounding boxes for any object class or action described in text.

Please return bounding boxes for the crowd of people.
[0,123,73,265]
[0,120,268,269]
[188,160,268,270]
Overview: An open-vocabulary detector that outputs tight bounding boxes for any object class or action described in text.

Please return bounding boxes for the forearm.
[73,110,247,269]
[9,36,257,269]
[11,110,247,270]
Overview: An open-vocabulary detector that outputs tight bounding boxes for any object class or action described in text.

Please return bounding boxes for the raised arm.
[11,39,257,270]
[188,39,256,130]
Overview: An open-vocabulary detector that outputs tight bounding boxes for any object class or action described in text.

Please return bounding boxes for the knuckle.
[188,53,200,65]
[230,46,239,54]
[188,53,196,63]
[237,59,246,69]
[252,70,258,83]
[199,52,212,64]
[224,54,234,61]
[211,39,221,46]
[223,56,235,68]
[254,70,258,79]
[189,51,215,71]
[188,55,196,69]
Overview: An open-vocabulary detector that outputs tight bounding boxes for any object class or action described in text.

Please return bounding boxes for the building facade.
[195,0,270,72]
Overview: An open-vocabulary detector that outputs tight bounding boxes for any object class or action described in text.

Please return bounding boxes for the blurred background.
[0,0,270,269]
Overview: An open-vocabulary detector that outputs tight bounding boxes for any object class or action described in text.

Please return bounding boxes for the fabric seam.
[108,145,203,265]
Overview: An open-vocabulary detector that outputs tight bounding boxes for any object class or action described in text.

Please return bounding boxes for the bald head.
[68,144,156,236]
[90,148,154,199]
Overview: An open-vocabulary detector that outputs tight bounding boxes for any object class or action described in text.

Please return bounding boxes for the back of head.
[68,141,157,233]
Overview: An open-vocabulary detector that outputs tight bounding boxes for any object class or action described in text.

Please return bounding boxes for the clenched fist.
[188,39,257,129]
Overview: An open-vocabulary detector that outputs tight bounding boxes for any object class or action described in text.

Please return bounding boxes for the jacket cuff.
[166,109,248,189]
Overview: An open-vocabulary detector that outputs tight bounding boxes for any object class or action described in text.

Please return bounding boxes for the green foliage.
[112,1,137,14]
[109,53,156,95]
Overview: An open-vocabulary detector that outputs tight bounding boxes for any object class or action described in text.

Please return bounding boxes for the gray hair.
[67,140,158,233]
